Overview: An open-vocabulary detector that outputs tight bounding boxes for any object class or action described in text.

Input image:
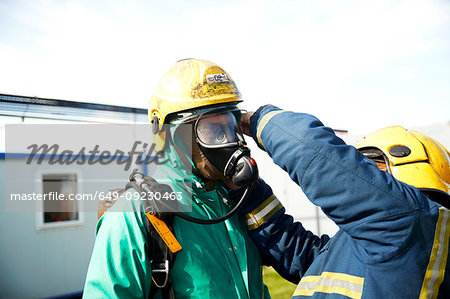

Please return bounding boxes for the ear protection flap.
[152,116,159,134]
[150,111,166,152]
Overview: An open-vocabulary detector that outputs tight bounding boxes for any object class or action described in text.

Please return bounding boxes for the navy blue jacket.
[241,105,450,298]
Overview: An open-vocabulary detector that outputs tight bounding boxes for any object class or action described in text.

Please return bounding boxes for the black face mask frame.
[192,109,258,186]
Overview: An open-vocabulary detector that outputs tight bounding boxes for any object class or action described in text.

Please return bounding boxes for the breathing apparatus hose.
[172,183,253,225]
[130,171,254,225]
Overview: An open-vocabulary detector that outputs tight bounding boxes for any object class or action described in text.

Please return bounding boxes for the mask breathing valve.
[224,147,259,186]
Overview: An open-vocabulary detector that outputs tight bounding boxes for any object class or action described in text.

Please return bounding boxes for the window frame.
[35,169,85,231]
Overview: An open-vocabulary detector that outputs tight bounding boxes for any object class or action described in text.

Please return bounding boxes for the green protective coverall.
[83,125,270,299]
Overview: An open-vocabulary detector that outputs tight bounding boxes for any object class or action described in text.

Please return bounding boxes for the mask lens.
[196,112,242,147]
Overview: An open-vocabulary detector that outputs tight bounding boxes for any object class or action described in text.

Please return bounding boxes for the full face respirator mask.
[194,109,258,186]
[163,105,259,224]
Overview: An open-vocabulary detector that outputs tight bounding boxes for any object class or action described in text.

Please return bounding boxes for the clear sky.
[1,0,449,134]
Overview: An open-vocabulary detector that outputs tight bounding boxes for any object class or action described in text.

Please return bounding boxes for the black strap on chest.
[125,170,177,299]
[145,211,175,299]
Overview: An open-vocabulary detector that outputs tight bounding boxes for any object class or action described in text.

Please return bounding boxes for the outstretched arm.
[243,105,427,262]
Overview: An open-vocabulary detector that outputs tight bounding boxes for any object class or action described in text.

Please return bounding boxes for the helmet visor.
[359,148,391,174]
[195,111,245,148]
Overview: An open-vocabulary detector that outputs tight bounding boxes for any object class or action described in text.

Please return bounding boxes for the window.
[40,174,80,227]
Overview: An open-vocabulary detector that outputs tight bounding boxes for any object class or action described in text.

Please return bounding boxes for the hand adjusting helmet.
[148,58,259,224]
[356,126,450,207]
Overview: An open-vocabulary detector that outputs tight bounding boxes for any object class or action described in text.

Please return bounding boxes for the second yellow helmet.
[356,126,450,202]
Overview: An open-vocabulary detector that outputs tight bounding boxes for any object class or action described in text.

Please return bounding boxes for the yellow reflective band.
[245,194,283,230]
[419,207,450,299]
[294,272,364,299]
[256,110,285,149]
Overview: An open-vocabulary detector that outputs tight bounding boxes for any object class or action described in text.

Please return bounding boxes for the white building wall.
[0,96,148,298]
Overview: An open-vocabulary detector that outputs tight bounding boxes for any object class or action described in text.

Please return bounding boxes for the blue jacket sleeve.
[238,179,329,284]
[249,105,429,262]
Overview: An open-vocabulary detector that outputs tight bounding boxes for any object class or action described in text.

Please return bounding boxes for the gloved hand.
[239,111,254,137]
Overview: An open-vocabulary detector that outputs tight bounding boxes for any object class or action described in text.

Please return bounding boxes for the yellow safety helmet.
[356,126,450,203]
[149,58,242,151]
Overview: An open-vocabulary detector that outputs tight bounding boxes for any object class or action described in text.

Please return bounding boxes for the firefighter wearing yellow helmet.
[149,58,258,188]
[233,105,450,298]
[84,59,269,298]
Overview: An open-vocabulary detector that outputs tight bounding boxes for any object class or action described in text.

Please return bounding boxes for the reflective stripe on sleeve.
[245,194,283,230]
[293,272,364,299]
[256,110,285,149]
[419,207,450,299]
